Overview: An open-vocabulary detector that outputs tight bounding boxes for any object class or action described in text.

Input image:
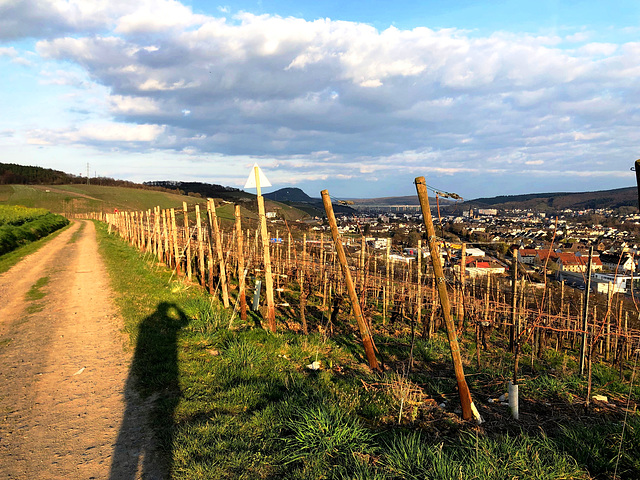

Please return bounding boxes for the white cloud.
[0,47,17,57]
[27,123,165,145]
[115,0,206,34]
[4,5,640,197]
[109,95,161,115]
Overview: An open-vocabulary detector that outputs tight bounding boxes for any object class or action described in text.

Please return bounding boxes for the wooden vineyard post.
[234,205,247,321]
[322,189,379,371]
[183,202,192,280]
[195,205,206,287]
[510,247,519,353]
[287,232,291,272]
[302,233,307,285]
[162,209,170,265]
[606,282,612,361]
[459,242,466,330]
[417,239,423,337]
[163,209,173,268]
[360,235,366,294]
[145,210,151,252]
[415,176,480,423]
[250,165,276,332]
[171,208,180,274]
[207,198,230,308]
[385,239,391,324]
[155,207,162,262]
[580,246,593,376]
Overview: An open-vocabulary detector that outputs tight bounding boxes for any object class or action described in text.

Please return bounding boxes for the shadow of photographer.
[110,302,189,479]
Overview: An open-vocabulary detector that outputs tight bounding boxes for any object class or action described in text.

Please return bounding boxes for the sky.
[1,1,640,200]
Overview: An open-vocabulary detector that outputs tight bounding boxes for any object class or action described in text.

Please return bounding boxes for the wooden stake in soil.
[183,202,192,280]
[417,239,423,336]
[207,198,230,308]
[234,205,247,321]
[250,166,276,332]
[415,176,480,423]
[510,248,518,353]
[459,242,466,331]
[580,246,594,376]
[322,189,379,371]
[171,208,180,275]
[195,205,205,287]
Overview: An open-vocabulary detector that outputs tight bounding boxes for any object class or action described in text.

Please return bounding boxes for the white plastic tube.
[508,381,519,420]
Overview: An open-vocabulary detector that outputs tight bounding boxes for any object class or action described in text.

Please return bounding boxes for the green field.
[0,184,308,224]
[0,184,202,215]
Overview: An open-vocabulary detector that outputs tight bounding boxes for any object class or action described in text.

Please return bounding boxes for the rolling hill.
[462,186,638,211]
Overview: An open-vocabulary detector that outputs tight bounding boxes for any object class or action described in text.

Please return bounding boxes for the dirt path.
[0,220,158,479]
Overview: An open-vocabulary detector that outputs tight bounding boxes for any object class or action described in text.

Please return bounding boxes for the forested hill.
[0,162,79,185]
[0,163,179,194]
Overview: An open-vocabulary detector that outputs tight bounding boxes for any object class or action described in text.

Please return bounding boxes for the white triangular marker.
[244,163,272,189]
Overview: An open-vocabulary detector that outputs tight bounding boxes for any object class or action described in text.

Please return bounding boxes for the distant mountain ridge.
[264,187,314,203]
[463,186,637,211]
[264,187,356,215]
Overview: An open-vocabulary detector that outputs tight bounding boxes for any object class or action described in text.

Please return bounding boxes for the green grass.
[0,222,71,273]
[0,184,203,215]
[95,221,640,480]
[25,275,49,301]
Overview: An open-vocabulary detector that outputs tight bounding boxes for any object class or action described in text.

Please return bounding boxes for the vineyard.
[82,197,640,370]
[74,181,640,478]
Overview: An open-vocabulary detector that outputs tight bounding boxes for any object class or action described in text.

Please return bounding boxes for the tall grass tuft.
[281,404,374,472]
[554,418,640,479]
[183,297,227,334]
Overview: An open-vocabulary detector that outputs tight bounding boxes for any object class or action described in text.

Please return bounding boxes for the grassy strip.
[24,275,50,314]
[67,221,85,244]
[95,221,639,480]
[25,275,49,301]
[0,222,71,274]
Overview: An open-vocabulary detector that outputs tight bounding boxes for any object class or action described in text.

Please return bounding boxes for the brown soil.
[0,220,161,480]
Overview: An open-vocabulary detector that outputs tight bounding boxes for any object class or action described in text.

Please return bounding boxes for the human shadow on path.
[110,302,189,480]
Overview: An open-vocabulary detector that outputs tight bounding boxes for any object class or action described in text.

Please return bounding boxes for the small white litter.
[306,360,321,371]
[73,367,85,376]
[592,395,608,402]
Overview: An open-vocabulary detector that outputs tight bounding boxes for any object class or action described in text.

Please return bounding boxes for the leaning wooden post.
[415,176,480,423]
[234,205,247,321]
[207,198,230,308]
[322,189,379,370]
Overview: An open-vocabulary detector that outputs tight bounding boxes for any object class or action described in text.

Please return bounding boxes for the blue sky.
[1,1,639,200]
